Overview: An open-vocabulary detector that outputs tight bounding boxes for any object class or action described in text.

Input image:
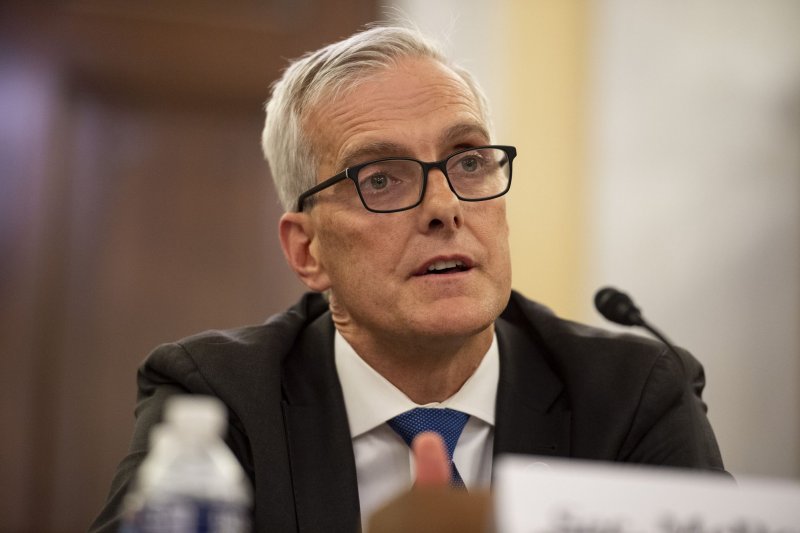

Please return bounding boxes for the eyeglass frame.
[295,144,517,213]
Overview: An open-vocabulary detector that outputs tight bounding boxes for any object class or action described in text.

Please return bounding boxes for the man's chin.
[403,297,501,338]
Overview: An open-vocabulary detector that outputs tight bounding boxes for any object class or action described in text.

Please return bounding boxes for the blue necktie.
[387,407,469,489]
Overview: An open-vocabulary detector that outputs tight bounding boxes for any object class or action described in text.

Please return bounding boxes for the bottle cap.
[164,395,226,438]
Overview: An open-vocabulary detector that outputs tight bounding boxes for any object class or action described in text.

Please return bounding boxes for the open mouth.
[423,259,470,275]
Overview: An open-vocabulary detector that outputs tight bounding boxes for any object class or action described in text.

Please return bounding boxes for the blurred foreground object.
[120,396,251,533]
[495,456,800,531]
[367,488,492,533]
[371,455,800,532]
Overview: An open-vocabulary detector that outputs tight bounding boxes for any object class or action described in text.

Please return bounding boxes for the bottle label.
[124,497,249,533]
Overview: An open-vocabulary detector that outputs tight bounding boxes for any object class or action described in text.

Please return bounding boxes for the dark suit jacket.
[90,290,725,532]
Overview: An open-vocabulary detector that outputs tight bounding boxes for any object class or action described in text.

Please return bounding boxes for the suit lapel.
[276,293,571,530]
[493,317,571,459]
[281,314,361,533]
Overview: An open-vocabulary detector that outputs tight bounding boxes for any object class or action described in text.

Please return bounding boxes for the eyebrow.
[335,122,492,170]
[337,141,408,170]
[438,122,491,148]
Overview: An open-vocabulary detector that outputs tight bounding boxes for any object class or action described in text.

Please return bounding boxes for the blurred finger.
[412,431,450,487]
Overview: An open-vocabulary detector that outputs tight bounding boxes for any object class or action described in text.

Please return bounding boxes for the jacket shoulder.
[139,292,331,399]
[500,291,721,468]
[500,290,701,421]
[501,290,672,367]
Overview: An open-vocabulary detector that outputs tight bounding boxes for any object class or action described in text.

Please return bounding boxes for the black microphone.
[594,287,645,327]
[594,287,685,370]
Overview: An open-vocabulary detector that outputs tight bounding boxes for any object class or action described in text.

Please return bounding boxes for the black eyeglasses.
[296,145,517,213]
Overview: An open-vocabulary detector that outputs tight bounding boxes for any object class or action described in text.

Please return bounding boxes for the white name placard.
[494,456,800,533]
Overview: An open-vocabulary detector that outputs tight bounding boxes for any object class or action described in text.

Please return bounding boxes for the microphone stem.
[640,319,687,378]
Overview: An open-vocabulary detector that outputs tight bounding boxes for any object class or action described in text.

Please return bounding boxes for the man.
[91,25,725,532]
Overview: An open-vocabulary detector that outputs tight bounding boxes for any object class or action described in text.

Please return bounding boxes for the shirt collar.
[334,329,499,438]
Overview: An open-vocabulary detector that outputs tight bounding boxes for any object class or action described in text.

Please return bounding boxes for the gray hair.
[261,24,493,212]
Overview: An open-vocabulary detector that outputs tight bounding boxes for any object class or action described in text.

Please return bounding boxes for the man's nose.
[417,168,462,231]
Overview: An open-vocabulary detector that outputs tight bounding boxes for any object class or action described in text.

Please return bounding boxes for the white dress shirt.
[334,330,499,526]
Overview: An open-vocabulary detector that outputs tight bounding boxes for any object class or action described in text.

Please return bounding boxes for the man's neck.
[334,323,494,405]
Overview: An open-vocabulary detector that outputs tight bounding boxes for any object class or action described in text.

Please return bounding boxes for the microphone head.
[594,287,644,327]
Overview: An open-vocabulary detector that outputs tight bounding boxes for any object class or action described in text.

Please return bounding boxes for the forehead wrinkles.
[333,90,478,159]
[307,61,484,173]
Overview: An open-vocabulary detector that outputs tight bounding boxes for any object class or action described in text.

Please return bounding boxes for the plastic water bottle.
[120,395,251,532]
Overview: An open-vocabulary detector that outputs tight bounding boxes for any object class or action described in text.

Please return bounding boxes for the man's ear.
[279,212,332,292]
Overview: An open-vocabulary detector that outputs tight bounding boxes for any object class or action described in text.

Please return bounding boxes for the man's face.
[303,57,512,342]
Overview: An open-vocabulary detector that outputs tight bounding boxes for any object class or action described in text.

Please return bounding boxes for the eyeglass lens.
[356,147,511,212]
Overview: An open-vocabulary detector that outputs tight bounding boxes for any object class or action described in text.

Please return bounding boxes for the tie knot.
[387,407,469,459]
